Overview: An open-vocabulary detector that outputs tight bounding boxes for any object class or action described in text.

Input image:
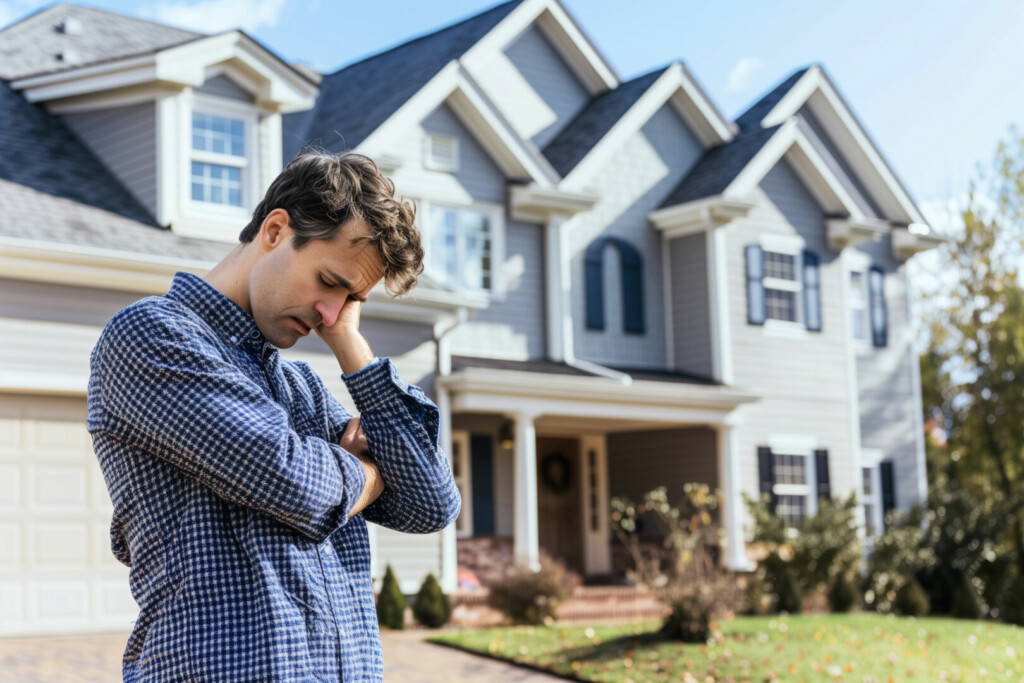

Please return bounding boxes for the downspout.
[432,306,467,595]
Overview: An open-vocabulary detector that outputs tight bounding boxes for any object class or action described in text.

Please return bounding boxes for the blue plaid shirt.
[86,271,460,681]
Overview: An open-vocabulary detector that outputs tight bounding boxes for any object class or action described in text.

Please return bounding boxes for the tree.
[376,564,406,629]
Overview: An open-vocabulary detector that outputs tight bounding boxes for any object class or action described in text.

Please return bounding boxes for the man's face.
[249,213,385,349]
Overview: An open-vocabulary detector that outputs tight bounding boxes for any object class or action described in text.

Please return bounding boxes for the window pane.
[427,205,491,290]
[764,251,796,280]
[192,112,245,157]
[191,161,242,206]
[773,453,807,485]
[777,495,806,528]
[765,288,797,321]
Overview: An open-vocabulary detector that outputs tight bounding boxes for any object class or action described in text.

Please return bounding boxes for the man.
[87,151,461,681]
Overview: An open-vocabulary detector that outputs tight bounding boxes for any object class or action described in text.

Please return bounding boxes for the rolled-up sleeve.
[310,356,461,534]
[93,303,367,543]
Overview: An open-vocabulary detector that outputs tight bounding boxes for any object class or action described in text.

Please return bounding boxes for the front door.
[536,436,582,573]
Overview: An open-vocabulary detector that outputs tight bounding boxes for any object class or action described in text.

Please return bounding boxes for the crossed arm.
[95,302,459,543]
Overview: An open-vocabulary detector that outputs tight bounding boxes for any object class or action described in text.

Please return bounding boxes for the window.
[776,495,807,529]
[771,451,810,528]
[763,250,801,322]
[850,271,868,341]
[862,466,876,536]
[425,203,493,291]
[424,133,459,172]
[190,111,249,208]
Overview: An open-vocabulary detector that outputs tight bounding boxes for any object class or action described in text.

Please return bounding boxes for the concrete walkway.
[0,630,563,682]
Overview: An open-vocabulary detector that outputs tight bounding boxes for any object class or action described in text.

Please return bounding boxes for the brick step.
[452,586,666,625]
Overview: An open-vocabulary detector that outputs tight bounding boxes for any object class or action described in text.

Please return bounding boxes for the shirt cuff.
[341,356,411,414]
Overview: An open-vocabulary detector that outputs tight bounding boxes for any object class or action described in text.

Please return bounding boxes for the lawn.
[429,613,1024,682]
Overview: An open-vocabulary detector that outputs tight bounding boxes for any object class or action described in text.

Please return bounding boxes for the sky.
[2,0,1023,234]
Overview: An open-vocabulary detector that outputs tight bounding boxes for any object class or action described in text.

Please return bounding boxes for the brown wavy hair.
[239,150,423,296]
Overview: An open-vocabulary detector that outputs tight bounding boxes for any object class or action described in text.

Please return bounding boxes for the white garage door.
[0,394,137,636]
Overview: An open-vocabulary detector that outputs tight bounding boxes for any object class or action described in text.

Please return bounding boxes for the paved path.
[0,630,562,682]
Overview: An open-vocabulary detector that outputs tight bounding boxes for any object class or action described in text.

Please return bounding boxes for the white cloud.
[726,57,763,93]
[139,0,286,33]
[0,0,42,30]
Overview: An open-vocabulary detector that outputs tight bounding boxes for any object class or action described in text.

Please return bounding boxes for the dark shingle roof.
[0,3,202,80]
[658,66,812,208]
[734,65,810,133]
[541,66,668,177]
[283,0,522,158]
[658,124,781,207]
[0,80,231,262]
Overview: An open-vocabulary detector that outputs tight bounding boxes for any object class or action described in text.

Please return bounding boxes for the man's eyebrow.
[324,267,367,302]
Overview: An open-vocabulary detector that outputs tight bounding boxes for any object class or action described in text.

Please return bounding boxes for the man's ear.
[259,208,291,250]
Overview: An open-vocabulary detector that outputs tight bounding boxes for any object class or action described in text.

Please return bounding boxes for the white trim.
[707,227,734,384]
[762,319,808,340]
[661,231,674,370]
[758,232,804,254]
[767,434,817,456]
[451,429,473,538]
[579,433,611,574]
[649,195,755,238]
[562,62,733,190]
[509,185,597,223]
[423,133,459,172]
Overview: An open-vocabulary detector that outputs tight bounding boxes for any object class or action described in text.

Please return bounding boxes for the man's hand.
[341,416,385,518]
[316,298,375,376]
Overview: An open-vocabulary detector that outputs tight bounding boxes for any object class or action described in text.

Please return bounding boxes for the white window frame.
[859,448,884,539]
[183,91,261,225]
[423,133,459,172]
[768,434,819,531]
[418,198,505,299]
[845,249,872,354]
[758,234,807,339]
[451,429,473,538]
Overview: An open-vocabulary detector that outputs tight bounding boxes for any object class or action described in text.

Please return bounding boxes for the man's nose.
[314,298,345,328]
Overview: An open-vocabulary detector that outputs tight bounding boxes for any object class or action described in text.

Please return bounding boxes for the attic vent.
[55,49,80,64]
[424,134,458,173]
[56,17,83,35]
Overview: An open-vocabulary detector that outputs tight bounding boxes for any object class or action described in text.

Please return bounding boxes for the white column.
[715,421,752,571]
[437,383,458,594]
[544,214,576,362]
[512,410,540,571]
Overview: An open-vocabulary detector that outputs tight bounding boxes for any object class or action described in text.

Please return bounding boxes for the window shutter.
[869,265,888,347]
[584,239,605,330]
[745,244,765,325]
[618,239,645,334]
[757,446,777,513]
[879,460,896,530]
[470,434,495,536]
[814,449,831,502]
[802,250,822,332]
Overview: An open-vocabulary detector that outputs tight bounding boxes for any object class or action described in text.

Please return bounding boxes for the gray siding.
[853,238,924,509]
[196,74,254,102]
[417,103,505,204]
[504,24,589,148]
[63,102,157,218]
[726,159,859,515]
[571,103,703,368]
[0,278,143,326]
[669,231,713,377]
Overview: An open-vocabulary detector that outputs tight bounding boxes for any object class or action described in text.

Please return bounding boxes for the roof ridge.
[733,64,812,132]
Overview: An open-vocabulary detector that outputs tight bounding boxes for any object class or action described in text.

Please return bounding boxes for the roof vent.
[56,17,83,35]
[55,48,80,64]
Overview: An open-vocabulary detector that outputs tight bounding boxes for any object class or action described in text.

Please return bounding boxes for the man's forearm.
[347,453,385,518]
[329,329,375,377]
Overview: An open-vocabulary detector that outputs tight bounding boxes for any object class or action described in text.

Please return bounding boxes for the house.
[0,0,942,636]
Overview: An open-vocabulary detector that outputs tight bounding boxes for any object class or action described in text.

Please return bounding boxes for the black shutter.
[757,446,777,513]
[619,240,645,334]
[869,265,888,347]
[879,460,896,530]
[814,449,831,502]
[470,434,495,536]
[584,239,605,330]
[745,244,765,325]
[802,250,822,332]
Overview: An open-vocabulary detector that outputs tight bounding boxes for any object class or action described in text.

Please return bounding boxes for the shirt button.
[229,335,238,344]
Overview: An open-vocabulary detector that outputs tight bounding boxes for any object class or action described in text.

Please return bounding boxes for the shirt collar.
[165,271,272,353]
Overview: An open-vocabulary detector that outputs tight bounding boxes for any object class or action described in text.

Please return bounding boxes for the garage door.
[0,394,137,636]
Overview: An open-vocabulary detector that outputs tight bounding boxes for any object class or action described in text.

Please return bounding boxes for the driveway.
[0,630,562,682]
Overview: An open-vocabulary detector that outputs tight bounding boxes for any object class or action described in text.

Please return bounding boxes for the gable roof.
[0,3,202,80]
[658,66,811,208]
[283,0,523,157]
[541,65,668,177]
[0,80,230,262]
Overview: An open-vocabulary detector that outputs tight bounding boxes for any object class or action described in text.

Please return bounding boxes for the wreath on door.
[540,452,572,493]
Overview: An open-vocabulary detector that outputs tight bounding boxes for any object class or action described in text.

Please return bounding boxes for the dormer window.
[190,111,247,207]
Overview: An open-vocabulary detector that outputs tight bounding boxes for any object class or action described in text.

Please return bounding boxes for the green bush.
[376,564,406,629]
[828,571,858,613]
[412,573,452,628]
[487,558,574,625]
[894,578,929,616]
[999,572,1024,625]
[740,567,774,615]
[774,562,804,614]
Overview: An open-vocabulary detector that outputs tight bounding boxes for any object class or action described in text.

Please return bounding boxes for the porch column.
[511,410,540,571]
[715,422,752,570]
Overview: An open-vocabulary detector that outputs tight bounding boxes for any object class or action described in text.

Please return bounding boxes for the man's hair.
[239,150,423,296]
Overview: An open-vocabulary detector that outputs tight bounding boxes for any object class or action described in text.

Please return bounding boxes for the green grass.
[429,613,1024,682]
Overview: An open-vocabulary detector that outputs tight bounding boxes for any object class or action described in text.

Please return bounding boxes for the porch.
[436,356,761,587]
